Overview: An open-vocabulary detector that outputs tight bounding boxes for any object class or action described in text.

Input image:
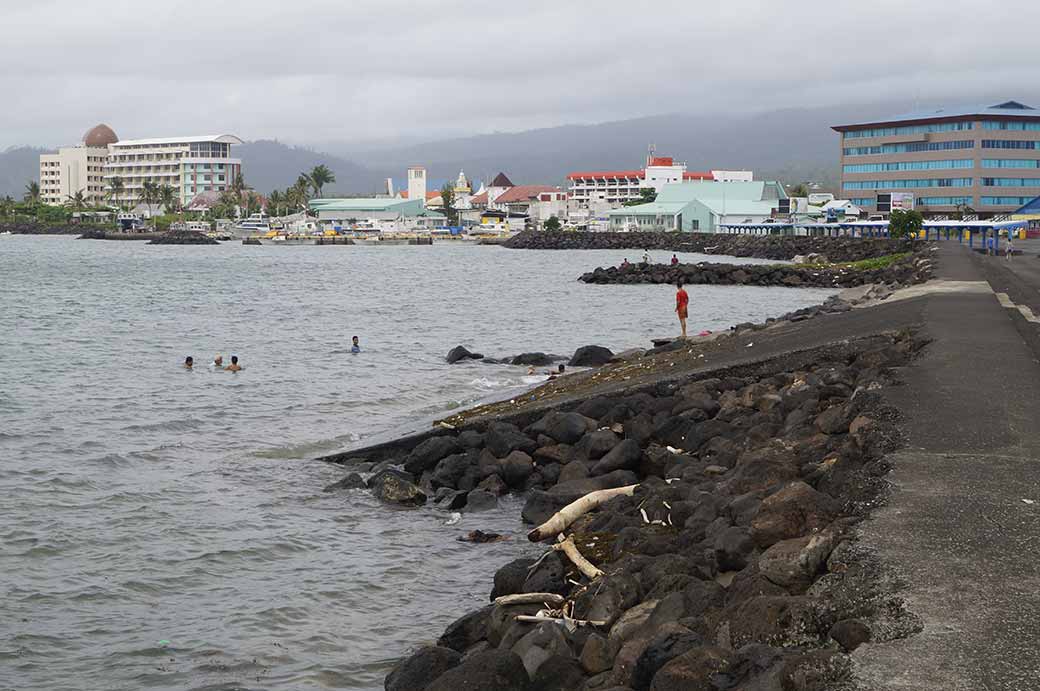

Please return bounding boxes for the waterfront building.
[567,152,752,209]
[832,100,1040,216]
[102,134,243,209]
[492,186,566,223]
[308,197,445,232]
[607,180,787,232]
[38,124,115,205]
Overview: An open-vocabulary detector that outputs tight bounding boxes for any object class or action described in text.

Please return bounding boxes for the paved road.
[852,243,1040,691]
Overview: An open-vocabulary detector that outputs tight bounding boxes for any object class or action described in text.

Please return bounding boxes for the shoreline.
[317,241,936,689]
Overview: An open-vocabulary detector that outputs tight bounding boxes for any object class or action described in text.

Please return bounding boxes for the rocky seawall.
[324,324,925,689]
[504,231,904,262]
[579,253,933,289]
[148,230,218,245]
[2,221,104,235]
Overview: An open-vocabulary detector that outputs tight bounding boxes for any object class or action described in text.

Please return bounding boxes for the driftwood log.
[527,484,639,542]
[494,593,567,607]
[553,535,603,580]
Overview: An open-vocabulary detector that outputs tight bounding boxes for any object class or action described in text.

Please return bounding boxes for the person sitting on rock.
[351,336,361,353]
[675,281,689,340]
[225,355,242,372]
[184,356,194,370]
[621,258,631,268]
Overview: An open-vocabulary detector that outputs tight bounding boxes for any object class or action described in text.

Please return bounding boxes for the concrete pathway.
[852,244,1040,691]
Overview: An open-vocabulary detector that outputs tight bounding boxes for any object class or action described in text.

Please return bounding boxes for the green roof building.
[607,181,787,232]
[309,197,425,219]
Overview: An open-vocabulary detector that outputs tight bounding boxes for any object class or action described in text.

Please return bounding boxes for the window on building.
[843,121,973,139]
[917,196,973,205]
[981,159,1040,169]
[981,140,1040,149]
[982,121,1040,131]
[842,178,973,190]
[981,178,1040,187]
[843,159,973,173]
[980,196,1034,205]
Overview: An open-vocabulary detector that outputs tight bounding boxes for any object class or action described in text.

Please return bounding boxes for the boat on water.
[231,212,271,236]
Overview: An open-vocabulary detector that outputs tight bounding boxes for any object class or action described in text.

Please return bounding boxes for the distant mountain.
[0,146,47,198]
[235,140,383,196]
[343,101,915,191]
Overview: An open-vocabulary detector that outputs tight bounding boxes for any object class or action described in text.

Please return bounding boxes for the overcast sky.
[2,0,1036,150]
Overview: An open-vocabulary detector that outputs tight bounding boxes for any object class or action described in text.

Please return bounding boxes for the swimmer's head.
[214,354,223,365]
[352,336,359,345]
[185,356,193,367]
[231,355,238,364]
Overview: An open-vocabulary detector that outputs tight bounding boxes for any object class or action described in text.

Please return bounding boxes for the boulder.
[431,452,479,490]
[534,443,576,464]
[530,654,586,691]
[548,470,639,498]
[829,619,871,652]
[425,649,530,691]
[322,472,366,492]
[465,489,499,512]
[522,552,569,595]
[713,526,755,571]
[758,530,838,591]
[476,474,508,496]
[579,633,613,675]
[591,439,643,476]
[512,352,554,366]
[447,345,484,364]
[719,442,799,495]
[814,404,851,435]
[573,573,641,628]
[577,430,621,460]
[369,469,427,506]
[491,557,537,600]
[458,430,485,448]
[646,645,733,691]
[437,606,493,652]
[545,412,596,444]
[569,345,615,367]
[750,481,841,548]
[405,436,462,475]
[386,645,462,691]
[486,422,538,457]
[522,490,573,525]
[511,621,572,678]
[501,450,536,488]
[630,624,704,691]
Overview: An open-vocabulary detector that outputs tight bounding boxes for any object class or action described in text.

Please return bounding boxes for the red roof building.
[567,151,716,207]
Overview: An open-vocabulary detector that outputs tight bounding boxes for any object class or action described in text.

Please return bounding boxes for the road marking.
[995,292,1040,324]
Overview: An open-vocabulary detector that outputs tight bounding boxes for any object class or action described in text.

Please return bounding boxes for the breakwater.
[579,253,933,289]
[326,327,924,690]
[504,231,904,262]
[1,221,103,235]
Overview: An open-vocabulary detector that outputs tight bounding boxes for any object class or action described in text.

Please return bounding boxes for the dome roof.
[83,124,118,147]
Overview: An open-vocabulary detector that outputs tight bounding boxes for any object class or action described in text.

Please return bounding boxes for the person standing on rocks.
[671,253,679,265]
[675,281,689,339]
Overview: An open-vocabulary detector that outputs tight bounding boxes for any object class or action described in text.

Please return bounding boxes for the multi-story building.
[832,100,1040,216]
[103,134,243,208]
[568,153,714,208]
[38,124,115,205]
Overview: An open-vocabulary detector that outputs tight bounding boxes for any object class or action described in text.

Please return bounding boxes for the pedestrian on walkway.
[675,281,689,339]
[1006,238,1014,261]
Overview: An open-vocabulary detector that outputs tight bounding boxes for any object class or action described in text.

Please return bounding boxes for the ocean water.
[0,236,835,690]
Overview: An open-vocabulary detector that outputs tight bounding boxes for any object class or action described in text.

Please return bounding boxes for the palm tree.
[158,184,178,215]
[268,190,283,217]
[231,173,245,197]
[107,176,125,210]
[65,191,87,211]
[291,175,311,210]
[141,181,159,219]
[24,180,40,205]
[305,164,335,198]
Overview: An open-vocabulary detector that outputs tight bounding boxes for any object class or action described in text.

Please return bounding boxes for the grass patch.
[795,252,911,271]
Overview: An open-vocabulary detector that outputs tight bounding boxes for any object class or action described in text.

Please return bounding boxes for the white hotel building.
[104,134,243,208]
[39,125,243,210]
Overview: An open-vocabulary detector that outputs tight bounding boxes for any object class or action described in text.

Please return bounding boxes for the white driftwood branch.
[515,614,607,627]
[494,593,567,607]
[553,536,603,580]
[527,484,639,542]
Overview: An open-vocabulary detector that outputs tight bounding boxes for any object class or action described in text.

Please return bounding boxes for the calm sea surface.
[0,236,835,690]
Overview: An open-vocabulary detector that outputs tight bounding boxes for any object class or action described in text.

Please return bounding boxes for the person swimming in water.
[211,354,223,369]
[184,356,194,370]
[351,336,361,353]
[225,355,242,372]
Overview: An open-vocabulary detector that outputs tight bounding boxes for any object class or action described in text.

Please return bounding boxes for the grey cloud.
[2,0,1038,149]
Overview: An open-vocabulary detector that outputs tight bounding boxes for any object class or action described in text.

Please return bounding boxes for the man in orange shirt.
[675,281,689,339]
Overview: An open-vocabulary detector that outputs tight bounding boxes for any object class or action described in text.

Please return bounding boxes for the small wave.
[251,433,360,460]
[468,376,521,390]
[121,417,206,433]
